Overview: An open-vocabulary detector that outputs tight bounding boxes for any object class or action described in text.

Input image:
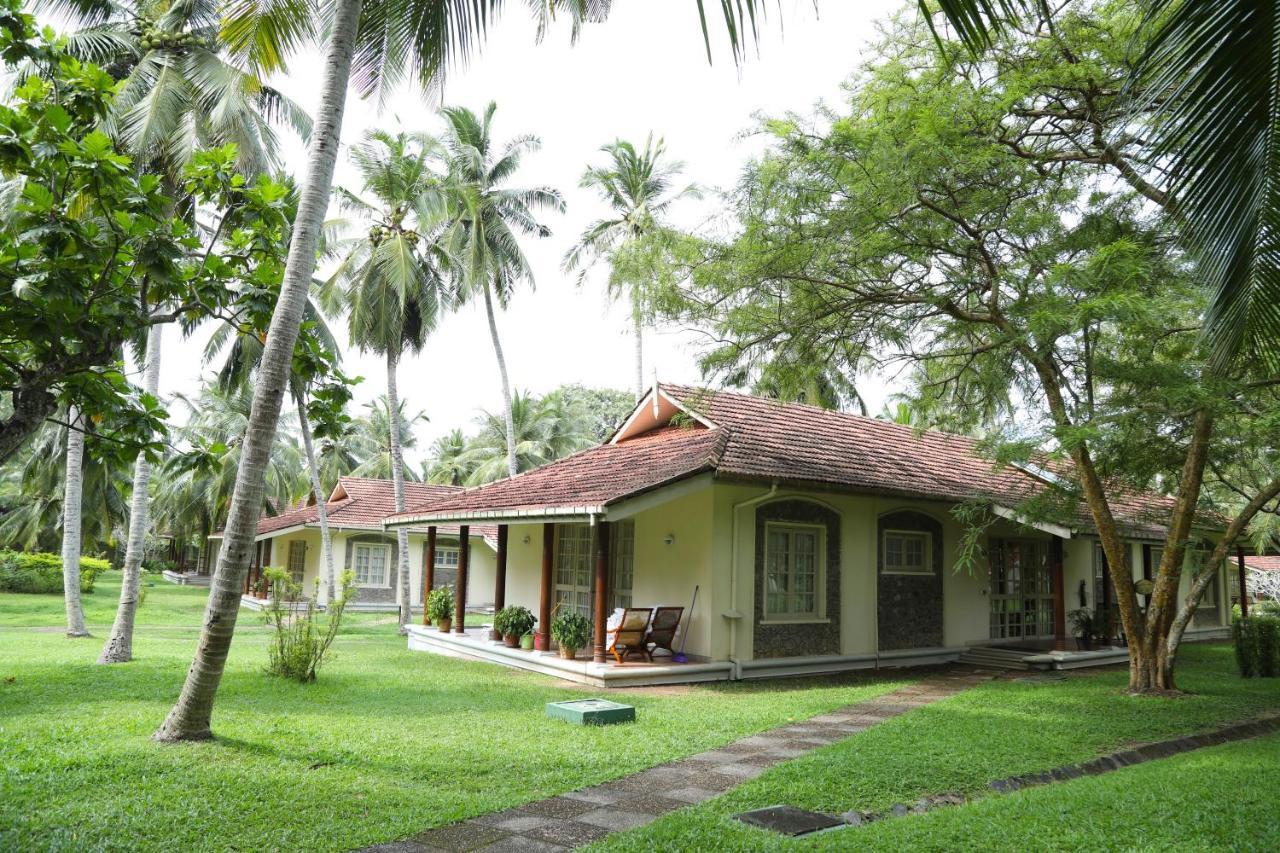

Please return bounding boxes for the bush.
[1232,614,1280,678]
[427,586,454,623]
[263,568,357,683]
[0,551,108,594]
[551,611,592,652]
[494,605,535,639]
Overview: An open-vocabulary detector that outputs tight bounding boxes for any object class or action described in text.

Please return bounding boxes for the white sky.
[156,0,904,464]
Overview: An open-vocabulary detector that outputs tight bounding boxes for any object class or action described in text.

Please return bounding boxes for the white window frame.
[286,539,306,584]
[434,546,459,571]
[762,522,826,623]
[353,542,391,588]
[881,529,933,575]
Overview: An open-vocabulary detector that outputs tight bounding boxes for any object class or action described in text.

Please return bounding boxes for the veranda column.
[1051,538,1066,651]
[1238,546,1249,618]
[592,521,611,664]
[538,523,554,650]
[455,525,469,634]
[492,525,508,641]
[422,526,436,625]
[259,539,272,596]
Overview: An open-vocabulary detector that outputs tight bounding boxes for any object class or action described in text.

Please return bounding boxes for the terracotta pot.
[437,619,452,633]
[559,646,578,660]
[504,634,519,647]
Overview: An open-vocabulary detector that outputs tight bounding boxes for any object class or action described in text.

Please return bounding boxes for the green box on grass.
[545,698,636,725]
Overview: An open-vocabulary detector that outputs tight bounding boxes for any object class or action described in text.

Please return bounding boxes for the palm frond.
[221,0,318,75]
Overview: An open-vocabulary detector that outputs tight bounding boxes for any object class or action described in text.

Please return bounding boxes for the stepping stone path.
[356,668,991,852]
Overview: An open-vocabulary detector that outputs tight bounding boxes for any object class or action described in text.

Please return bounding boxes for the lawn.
[0,571,911,852]
[591,643,1280,852]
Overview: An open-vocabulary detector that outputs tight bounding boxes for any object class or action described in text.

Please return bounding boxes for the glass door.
[989,539,1056,641]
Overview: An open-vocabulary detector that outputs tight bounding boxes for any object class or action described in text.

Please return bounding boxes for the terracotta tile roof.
[1245,556,1280,572]
[233,477,497,543]
[387,385,1199,538]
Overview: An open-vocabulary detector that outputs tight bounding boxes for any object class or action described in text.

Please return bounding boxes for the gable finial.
[652,369,660,418]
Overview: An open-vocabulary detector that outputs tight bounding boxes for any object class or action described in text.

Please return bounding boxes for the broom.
[672,585,699,663]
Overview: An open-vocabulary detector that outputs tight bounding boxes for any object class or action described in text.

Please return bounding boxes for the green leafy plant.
[494,605,536,639]
[1232,614,1280,678]
[427,586,454,624]
[1068,608,1099,650]
[263,568,357,683]
[0,551,108,594]
[551,611,591,653]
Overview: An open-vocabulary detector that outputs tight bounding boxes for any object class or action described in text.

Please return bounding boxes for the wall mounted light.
[522,535,532,545]
[664,534,676,546]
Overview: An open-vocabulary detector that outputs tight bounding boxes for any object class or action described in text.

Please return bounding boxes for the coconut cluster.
[138,27,201,52]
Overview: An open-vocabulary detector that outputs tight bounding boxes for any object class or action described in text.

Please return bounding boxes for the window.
[610,520,635,611]
[353,543,390,587]
[882,530,932,575]
[764,523,823,619]
[1093,542,1131,608]
[286,540,306,584]
[555,524,594,619]
[434,547,459,570]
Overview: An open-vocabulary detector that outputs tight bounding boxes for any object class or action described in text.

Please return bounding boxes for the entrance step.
[956,646,1035,671]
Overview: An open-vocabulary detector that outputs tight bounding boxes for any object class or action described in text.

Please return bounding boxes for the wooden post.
[1052,538,1066,651]
[492,525,508,641]
[455,525,469,634]
[593,521,611,664]
[1238,546,1249,618]
[538,522,554,650]
[422,526,436,625]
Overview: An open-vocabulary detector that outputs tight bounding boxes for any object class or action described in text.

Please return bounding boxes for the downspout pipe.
[727,481,779,679]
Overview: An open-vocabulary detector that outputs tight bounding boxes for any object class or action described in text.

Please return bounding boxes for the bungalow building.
[211,476,497,612]
[385,385,1231,687]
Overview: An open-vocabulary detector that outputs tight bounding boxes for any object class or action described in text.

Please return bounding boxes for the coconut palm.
[323,130,446,631]
[423,428,471,485]
[201,295,345,605]
[158,0,768,742]
[458,390,593,485]
[346,397,427,482]
[438,103,564,478]
[563,135,700,395]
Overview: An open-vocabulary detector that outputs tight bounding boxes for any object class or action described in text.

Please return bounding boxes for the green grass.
[0,572,910,852]
[592,644,1280,852]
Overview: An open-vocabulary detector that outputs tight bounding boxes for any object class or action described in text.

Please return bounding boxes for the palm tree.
[423,428,472,485]
[563,135,700,395]
[201,296,346,605]
[59,409,89,637]
[158,0,768,742]
[98,323,163,662]
[458,390,593,485]
[347,397,427,482]
[323,131,446,631]
[439,103,564,477]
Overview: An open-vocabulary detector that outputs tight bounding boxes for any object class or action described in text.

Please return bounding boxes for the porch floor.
[405,625,734,688]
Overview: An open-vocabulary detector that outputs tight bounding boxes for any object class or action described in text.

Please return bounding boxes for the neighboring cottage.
[384,384,1230,687]
[210,477,498,612]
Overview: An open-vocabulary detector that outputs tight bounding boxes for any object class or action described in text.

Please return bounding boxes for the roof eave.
[385,505,607,528]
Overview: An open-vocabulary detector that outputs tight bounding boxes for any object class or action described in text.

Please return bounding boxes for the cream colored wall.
[263,528,496,608]
[1064,536,1228,628]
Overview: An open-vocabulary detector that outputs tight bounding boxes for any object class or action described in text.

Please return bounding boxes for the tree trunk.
[482,284,518,478]
[385,353,413,633]
[60,407,90,638]
[295,388,336,605]
[633,298,645,398]
[153,0,364,742]
[99,323,164,663]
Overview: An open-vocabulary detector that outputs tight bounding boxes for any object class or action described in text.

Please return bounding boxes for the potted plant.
[520,632,535,650]
[427,587,454,633]
[552,611,592,660]
[495,605,536,648]
[1068,608,1095,650]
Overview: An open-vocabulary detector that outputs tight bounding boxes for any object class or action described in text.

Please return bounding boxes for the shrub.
[494,605,535,639]
[0,551,108,594]
[551,611,592,652]
[1232,614,1280,678]
[263,568,357,683]
[427,586,454,623]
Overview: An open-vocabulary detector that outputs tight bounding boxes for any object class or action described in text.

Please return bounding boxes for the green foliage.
[551,610,591,651]
[1232,614,1280,678]
[493,604,535,639]
[263,568,357,683]
[0,551,108,593]
[426,585,454,623]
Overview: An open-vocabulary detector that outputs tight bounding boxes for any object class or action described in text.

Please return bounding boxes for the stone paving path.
[359,667,992,853]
